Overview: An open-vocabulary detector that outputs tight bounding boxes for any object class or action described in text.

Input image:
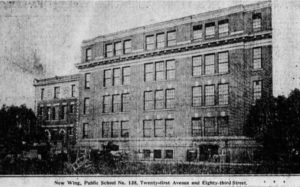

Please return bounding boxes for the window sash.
[166,60,175,80]
[154,119,164,137]
[192,118,202,136]
[253,48,262,69]
[144,91,154,110]
[218,52,229,73]
[155,90,164,109]
[121,93,130,112]
[205,85,215,106]
[166,89,175,109]
[218,84,229,105]
[104,70,112,87]
[253,81,262,101]
[204,117,216,136]
[218,117,229,136]
[111,121,120,138]
[84,98,89,114]
[83,123,89,138]
[103,95,111,113]
[192,86,202,106]
[205,25,215,38]
[86,49,92,61]
[54,87,60,99]
[146,35,155,50]
[167,31,176,46]
[192,56,202,76]
[156,33,165,48]
[154,150,162,159]
[253,18,261,31]
[143,150,151,159]
[193,25,203,40]
[85,73,90,88]
[114,42,122,56]
[106,44,113,57]
[205,55,215,75]
[166,119,174,137]
[145,63,154,82]
[165,150,173,159]
[122,67,130,85]
[124,40,132,54]
[102,122,111,138]
[121,121,129,137]
[155,61,164,81]
[218,23,229,37]
[112,94,121,112]
[113,68,121,86]
[143,120,153,137]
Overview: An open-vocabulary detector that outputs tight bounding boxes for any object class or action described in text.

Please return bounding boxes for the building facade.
[34,74,80,148]
[54,1,271,163]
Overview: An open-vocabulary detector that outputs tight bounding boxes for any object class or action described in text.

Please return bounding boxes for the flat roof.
[33,74,80,86]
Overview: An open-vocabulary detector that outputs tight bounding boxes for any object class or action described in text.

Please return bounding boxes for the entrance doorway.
[199,144,219,162]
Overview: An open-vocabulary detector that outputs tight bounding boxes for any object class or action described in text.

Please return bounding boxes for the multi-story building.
[33,74,80,147]
[73,1,272,163]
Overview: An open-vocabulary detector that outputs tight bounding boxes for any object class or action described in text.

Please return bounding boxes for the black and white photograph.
[0,0,300,186]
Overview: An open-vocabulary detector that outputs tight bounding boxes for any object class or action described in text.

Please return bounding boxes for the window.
[218,52,229,73]
[218,84,229,105]
[146,35,155,50]
[145,63,154,82]
[165,150,173,159]
[192,117,202,136]
[85,73,90,89]
[165,119,174,137]
[167,31,176,46]
[192,56,202,76]
[61,105,67,120]
[70,103,74,114]
[124,40,132,54]
[52,107,56,120]
[218,116,228,136]
[155,90,164,109]
[193,25,203,40]
[144,91,154,110]
[155,61,164,81]
[54,87,60,99]
[154,119,164,137]
[218,20,229,37]
[104,69,112,87]
[86,48,92,61]
[71,84,76,97]
[205,85,215,106]
[192,86,202,107]
[113,68,121,86]
[166,89,175,109]
[253,47,262,69]
[112,121,120,138]
[121,121,129,137]
[114,42,122,56]
[37,106,43,116]
[122,66,130,85]
[205,22,215,39]
[102,122,111,138]
[166,60,175,80]
[46,107,51,120]
[253,80,262,101]
[204,117,216,136]
[143,120,153,137]
[103,95,111,113]
[121,93,130,112]
[112,94,121,113]
[205,54,215,75]
[83,123,89,138]
[143,150,151,159]
[83,97,89,115]
[41,88,44,100]
[105,44,113,57]
[156,33,165,48]
[154,150,162,159]
[253,13,262,32]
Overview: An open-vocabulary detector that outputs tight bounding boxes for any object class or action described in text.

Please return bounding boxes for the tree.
[245,89,300,164]
[0,104,46,156]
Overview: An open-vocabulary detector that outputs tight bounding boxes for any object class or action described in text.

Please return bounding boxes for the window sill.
[192,105,228,109]
[144,79,176,84]
[144,108,176,112]
[192,72,230,78]
[102,111,130,115]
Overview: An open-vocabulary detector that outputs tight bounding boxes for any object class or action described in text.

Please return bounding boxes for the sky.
[0,0,299,109]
